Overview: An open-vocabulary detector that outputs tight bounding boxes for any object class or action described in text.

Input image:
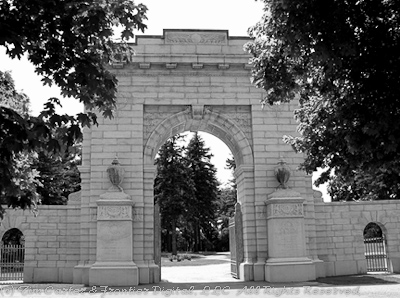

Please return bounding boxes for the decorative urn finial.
[107,156,125,191]
[274,157,291,189]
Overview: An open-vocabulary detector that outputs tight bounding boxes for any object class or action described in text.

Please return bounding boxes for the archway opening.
[1,228,25,282]
[363,222,388,273]
[153,131,238,283]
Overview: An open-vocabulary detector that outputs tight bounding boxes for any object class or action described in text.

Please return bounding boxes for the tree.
[34,142,81,205]
[185,133,219,252]
[215,186,237,251]
[1,70,81,212]
[0,0,147,211]
[154,136,195,255]
[0,71,30,115]
[1,0,147,118]
[246,0,400,201]
[213,154,237,251]
[0,70,41,214]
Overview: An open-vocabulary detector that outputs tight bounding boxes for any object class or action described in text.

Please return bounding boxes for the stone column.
[89,158,138,286]
[264,189,316,282]
[235,165,256,282]
[89,192,138,286]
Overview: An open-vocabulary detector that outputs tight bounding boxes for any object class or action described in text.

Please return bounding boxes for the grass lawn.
[161,252,230,267]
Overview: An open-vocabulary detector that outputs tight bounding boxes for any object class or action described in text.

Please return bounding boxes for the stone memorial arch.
[9,29,400,286]
[72,29,319,286]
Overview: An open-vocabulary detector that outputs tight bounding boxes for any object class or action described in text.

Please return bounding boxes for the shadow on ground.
[161,252,230,267]
[77,275,400,293]
[317,274,400,286]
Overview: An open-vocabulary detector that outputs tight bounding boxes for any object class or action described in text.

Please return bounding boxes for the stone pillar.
[264,189,316,282]
[89,158,138,286]
[235,165,256,282]
[89,192,138,286]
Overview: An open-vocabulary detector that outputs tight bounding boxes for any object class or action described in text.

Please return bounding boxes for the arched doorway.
[363,222,388,273]
[1,228,25,282]
[144,106,254,282]
[153,131,239,282]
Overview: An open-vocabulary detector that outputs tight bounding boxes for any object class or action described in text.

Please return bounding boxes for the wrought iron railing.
[364,236,388,272]
[0,244,24,282]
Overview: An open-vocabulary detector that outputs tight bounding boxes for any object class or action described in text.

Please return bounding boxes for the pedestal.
[264,189,316,282]
[89,191,139,286]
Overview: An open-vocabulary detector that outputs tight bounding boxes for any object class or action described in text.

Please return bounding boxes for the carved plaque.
[274,203,303,216]
[165,31,227,45]
[97,206,132,220]
[267,203,303,217]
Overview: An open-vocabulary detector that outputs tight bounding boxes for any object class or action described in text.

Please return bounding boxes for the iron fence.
[0,244,24,282]
[364,236,388,272]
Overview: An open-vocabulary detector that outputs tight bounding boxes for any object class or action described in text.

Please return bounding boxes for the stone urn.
[274,158,291,189]
[107,157,125,191]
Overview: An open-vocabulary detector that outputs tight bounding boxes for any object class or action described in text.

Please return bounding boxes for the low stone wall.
[0,202,80,283]
[314,200,400,277]
[2,193,400,284]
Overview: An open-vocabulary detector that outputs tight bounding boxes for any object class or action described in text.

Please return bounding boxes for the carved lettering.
[165,32,227,45]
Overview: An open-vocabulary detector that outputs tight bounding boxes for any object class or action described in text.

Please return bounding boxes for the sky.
[0,0,329,198]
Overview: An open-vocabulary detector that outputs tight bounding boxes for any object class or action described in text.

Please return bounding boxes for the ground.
[2,253,400,297]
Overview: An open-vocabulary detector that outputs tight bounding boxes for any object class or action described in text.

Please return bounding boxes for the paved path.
[156,253,400,297]
[2,254,400,297]
[161,252,235,283]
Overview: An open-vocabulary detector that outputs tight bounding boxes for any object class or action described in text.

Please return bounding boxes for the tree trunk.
[171,220,177,255]
[193,221,200,252]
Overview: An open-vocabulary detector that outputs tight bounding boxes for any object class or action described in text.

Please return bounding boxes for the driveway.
[161,251,235,282]
[2,254,400,297]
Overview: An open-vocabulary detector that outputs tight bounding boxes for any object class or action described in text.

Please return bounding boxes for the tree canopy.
[0,70,82,215]
[154,135,195,255]
[0,0,147,210]
[0,70,41,213]
[246,0,400,201]
[184,133,219,252]
[1,0,147,119]
[154,133,221,254]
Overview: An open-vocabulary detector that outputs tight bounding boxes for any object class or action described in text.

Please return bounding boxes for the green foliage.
[154,135,195,255]
[0,103,81,214]
[215,186,237,251]
[0,71,30,115]
[34,144,81,205]
[0,70,41,215]
[185,133,220,251]
[1,228,24,245]
[363,222,383,238]
[246,0,400,201]
[0,0,147,118]
[0,71,82,215]
[155,133,221,253]
[0,1,147,212]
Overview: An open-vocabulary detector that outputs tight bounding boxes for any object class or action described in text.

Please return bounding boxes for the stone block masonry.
[0,202,80,283]
[3,30,400,285]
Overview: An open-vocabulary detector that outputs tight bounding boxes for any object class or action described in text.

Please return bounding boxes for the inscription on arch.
[164,31,227,45]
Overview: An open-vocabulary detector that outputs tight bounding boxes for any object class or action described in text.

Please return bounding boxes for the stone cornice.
[111,61,252,71]
[130,29,252,46]
[110,68,252,77]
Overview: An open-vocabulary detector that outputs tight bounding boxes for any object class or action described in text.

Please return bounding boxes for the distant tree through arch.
[1,228,24,245]
[363,222,383,238]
